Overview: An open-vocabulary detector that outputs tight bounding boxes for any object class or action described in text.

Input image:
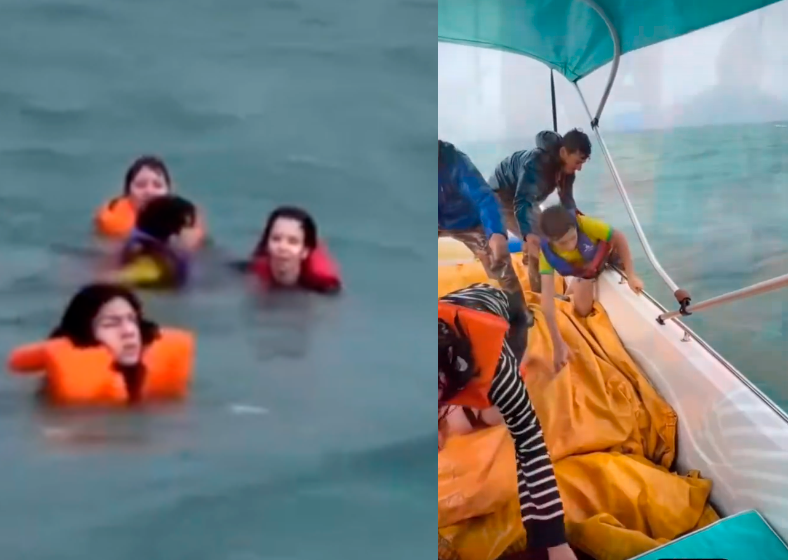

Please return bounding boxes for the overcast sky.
[439,1,788,142]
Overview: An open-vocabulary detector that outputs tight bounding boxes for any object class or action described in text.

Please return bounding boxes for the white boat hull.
[597,268,788,539]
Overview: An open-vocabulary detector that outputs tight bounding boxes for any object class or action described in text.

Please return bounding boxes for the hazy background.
[439,1,788,142]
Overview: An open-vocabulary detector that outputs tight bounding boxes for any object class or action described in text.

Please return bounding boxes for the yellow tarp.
[438,256,718,560]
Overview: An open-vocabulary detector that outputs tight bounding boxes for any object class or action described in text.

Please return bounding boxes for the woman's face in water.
[92,297,143,366]
[128,166,170,209]
[266,217,310,282]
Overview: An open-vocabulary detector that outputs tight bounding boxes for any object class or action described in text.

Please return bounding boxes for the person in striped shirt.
[439,283,575,560]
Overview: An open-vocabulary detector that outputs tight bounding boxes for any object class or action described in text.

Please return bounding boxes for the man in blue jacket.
[438,140,524,304]
[489,129,592,293]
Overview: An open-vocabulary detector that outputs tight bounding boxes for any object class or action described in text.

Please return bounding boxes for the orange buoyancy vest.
[438,301,509,410]
[7,328,194,406]
[93,196,207,242]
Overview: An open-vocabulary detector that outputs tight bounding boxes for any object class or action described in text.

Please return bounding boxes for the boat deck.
[437,239,786,560]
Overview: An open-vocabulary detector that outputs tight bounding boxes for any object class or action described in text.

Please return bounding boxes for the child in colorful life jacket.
[235,206,341,294]
[104,195,198,289]
[538,205,643,372]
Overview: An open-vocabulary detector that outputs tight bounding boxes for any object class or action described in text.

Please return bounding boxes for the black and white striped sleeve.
[488,338,566,549]
[440,283,566,549]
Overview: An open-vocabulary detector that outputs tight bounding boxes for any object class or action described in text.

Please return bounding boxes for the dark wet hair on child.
[123,155,172,195]
[539,205,578,241]
[135,195,196,242]
[438,313,478,412]
[252,205,318,257]
[49,283,160,347]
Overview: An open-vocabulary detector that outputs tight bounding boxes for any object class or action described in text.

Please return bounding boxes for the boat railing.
[656,273,788,323]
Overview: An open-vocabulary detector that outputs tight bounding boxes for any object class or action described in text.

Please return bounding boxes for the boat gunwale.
[437,249,788,426]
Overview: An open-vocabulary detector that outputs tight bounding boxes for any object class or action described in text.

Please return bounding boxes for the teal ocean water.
[463,121,788,411]
[0,1,434,558]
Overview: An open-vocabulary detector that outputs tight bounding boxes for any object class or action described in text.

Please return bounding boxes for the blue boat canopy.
[438,0,781,82]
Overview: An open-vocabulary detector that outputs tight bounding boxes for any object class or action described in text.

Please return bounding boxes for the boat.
[438,1,788,558]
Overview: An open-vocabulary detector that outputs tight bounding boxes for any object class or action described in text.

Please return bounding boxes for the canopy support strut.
[550,69,558,132]
[569,0,691,317]
[571,82,692,316]
[577,0,621,125]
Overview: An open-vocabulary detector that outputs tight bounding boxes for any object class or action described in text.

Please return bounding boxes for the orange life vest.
[438,301,509,409]
[93,196,207,243]
[7,328,194,406]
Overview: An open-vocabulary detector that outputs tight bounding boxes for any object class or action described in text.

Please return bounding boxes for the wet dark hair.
[562,128,592,158]
[438,314,478,410]
[48,283,160,403]
[123,155,172,195]
[135,195,196,242]
[539,205,578,241]
[49,283,159,347]
[252,206,318,257]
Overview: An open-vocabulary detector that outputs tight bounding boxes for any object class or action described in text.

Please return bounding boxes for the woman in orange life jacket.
[93,155,205,247]
[439,283,576,560]
[233,206,342,294]
[7,283,193,406]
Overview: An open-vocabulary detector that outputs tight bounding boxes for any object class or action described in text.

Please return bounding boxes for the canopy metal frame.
[567,0,788,327]
[535,0,788,422]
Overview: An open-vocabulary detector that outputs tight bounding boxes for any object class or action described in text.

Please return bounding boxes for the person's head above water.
[539,205,580,252]
[49,283,159,366]
[558,129,591,174]
[252,206,319,286]
[135,195,197,244]
[123,155,172,209]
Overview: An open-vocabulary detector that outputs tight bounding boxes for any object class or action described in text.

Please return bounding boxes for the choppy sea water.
[465,121,788,410]
[0,0,434,558]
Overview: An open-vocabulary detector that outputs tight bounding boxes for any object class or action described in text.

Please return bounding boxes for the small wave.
[229,404,270,415]
[19,104,93,126]
[676,148,721,162]
[7,1,118,24]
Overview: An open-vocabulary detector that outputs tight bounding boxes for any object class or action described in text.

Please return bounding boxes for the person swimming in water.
[235,206,341,293]
[7,283,194,406]
[103,195,199,289]
[94,155,206,245]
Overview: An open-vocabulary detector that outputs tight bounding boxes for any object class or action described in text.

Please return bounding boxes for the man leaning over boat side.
[488,129,592,293]
[438,140,530,323]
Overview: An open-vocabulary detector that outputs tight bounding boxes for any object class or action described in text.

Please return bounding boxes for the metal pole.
[550,69,558,132]
[657,273,788,323]
[572,81,691,311]
[577,0,621,124]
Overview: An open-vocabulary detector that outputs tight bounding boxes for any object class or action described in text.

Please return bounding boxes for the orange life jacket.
[93,196,207,243]
[7,328,194,406]
[439,301,509,409]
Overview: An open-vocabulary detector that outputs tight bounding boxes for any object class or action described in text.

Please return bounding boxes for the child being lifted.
[538,205,644,372]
